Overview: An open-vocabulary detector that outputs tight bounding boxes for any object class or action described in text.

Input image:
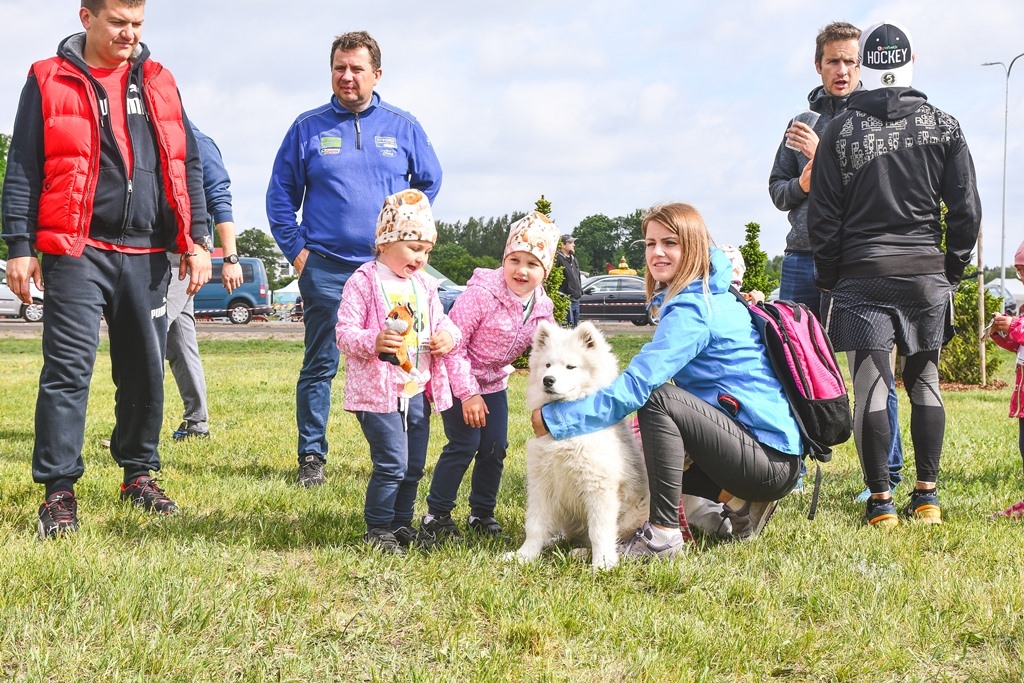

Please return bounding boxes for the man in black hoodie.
[808,21,981,528]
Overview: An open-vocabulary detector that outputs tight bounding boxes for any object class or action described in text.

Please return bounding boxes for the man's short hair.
[82,0,145,14]
[330,31,381,71]
[815,21,861,65]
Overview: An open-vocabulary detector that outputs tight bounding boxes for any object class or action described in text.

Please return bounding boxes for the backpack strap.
[730,286,824,520]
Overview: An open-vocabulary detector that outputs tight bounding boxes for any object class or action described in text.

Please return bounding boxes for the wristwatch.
[195,235,214,253]
[224,253,240,265]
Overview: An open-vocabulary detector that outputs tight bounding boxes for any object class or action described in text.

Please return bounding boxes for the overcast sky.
[3,0,1024,268]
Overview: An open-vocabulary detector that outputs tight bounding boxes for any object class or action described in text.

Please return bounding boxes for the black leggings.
[636,384,800,528]
[849,349,943,493]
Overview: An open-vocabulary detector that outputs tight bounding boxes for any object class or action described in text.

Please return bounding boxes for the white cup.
[785,110,821,151]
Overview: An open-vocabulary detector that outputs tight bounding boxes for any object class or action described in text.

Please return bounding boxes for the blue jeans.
[780,251,821,320]
[566,299,580,328]
[356,393,431,529]
[886,377,904,488]
[427,391,510,518]
[296,252,358,462]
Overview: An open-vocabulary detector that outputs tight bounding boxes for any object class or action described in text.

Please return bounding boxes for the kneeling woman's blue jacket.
[541,247,804,456]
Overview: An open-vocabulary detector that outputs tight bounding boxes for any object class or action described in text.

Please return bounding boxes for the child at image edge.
[422,211,560,541]
[988,239,1024,519]
[336,189,462,554]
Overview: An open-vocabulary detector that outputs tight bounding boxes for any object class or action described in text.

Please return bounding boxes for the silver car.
[0,258,44,322]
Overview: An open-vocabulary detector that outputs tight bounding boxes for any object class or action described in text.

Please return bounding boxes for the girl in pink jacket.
[422,212,560,542]
[990,241,1024,519]
[335,190,461,554]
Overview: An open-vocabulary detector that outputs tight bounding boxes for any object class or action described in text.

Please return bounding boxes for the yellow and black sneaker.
[865,496,899,528]
[904,488,941,525]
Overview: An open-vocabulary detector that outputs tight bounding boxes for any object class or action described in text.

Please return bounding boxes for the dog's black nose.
[543,375,555,388]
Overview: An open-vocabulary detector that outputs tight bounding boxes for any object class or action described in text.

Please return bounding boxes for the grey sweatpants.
[166,253,209,432]
[637,383,800,528]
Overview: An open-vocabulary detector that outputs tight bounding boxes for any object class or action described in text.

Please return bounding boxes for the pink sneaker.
[992,499,1024,519]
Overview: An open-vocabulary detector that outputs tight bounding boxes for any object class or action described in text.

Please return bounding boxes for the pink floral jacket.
[445,267,554,400]
[992,315,1024,418]
[336,261,461,414]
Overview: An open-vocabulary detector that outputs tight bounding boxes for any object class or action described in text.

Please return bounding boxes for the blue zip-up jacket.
[191,123,233,227]
[542,248,804,455]
[266,92,442,265]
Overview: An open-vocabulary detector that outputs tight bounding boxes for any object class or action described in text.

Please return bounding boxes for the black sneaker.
[120,476,179,514]
[421,513,463,543]
[172,421,210,442]
[364,527,405,555]
[297,455,325,488]
[392,525,436,549]
[467,515,509,540]
[38,491,79,540]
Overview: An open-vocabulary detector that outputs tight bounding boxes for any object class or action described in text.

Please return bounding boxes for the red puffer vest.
[30,55,193,257]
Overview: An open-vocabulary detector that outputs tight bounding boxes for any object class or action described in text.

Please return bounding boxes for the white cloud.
[1,0,1022,265]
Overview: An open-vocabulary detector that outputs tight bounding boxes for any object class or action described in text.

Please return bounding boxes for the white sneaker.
[619,522,687,559]
[681,494,732,538]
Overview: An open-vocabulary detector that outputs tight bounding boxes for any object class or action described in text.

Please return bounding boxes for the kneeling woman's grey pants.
[637,383,800,528]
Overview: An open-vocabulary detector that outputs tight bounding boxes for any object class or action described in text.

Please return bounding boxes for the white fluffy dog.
[507,321,649,570]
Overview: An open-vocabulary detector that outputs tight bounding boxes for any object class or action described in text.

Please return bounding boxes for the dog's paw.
[501,550,529,564]
[591,552,619,572]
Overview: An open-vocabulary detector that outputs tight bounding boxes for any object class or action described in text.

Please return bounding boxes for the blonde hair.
[642,203,712,310]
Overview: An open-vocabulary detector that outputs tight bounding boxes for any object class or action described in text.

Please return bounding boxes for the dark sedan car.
[579,274,656,326]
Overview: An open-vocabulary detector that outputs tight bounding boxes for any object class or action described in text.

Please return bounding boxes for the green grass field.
[1,334,1023,682]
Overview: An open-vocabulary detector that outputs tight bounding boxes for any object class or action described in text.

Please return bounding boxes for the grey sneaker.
[297,455,325,488]
[728,498,779,540]
[364,527,405,555]
[619,522,687,559]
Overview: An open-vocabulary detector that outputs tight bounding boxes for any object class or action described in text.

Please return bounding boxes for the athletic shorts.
[822,274,954,355]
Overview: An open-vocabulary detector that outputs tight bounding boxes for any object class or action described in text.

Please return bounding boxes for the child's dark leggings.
[1018,418,1024,475]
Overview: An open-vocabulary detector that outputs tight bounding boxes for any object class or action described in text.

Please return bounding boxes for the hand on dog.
[530,409,548,437]
[375,329,404,354]
[429,329,455,356]
[462,395,488,428]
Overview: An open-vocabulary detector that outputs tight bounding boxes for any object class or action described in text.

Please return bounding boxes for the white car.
[0,258,45,322]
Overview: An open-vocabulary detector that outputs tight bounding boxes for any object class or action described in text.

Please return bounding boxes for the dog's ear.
[575,321,603,350]
[533,320,553,349]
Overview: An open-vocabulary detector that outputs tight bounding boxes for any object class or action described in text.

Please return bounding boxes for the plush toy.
[378,303,422,379]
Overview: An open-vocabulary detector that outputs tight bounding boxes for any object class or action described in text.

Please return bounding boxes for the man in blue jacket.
[165,124,244,441]
[266,30,442,487]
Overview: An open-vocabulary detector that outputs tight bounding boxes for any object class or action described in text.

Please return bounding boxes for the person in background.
[423,212,559,542]
[267,30,442,488]
[769,20,904,501]
[165,124,244,441]
[554,234,582,327]
[336,190,459,554]
[808,21,981,527]
[988,240,1024,520]
[1,0,210,538]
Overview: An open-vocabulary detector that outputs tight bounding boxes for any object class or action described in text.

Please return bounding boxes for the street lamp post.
[983,53,1024,296]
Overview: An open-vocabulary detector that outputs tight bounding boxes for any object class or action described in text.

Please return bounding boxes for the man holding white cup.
[768,21,861,319]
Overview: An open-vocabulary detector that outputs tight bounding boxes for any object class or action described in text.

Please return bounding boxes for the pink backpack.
[734,289,852,461]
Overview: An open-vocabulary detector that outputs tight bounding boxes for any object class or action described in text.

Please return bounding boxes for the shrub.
[939,272,1005,384]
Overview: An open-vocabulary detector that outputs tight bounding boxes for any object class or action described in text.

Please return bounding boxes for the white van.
[0,258,44,322]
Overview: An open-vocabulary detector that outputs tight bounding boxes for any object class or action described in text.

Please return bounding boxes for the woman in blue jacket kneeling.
[531,203,804,557]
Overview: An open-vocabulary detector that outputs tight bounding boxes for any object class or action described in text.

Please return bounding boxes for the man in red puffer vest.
[1,0,211,539]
